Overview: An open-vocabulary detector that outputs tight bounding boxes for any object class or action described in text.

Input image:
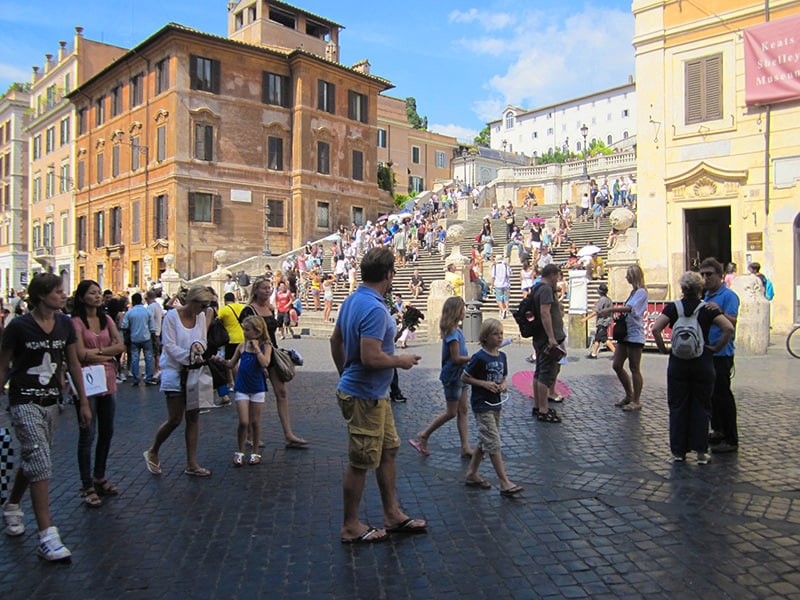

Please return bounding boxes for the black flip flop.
[385,518,427,534]
[341,527,388,544]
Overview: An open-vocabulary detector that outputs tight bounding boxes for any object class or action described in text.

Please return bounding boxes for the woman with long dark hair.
[71,280,126,506]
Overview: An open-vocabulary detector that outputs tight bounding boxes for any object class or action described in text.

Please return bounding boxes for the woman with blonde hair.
[596,264,648,411]
[144,285,215,477]
[239,277,308,448]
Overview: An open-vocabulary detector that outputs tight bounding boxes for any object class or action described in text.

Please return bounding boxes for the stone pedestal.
[730,274,770,355]
[567,271,589,349]
[568,314,588,350]
[426,280,452,343]
[160,254,182,297]
[606,227,638,303]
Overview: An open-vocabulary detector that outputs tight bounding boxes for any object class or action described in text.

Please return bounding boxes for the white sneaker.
[3,502,25,536]
[696,452,710,465]
[38,526,72,561]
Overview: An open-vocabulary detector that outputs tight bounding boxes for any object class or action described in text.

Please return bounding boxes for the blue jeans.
[130,338,154,383]
[75,394,115,490]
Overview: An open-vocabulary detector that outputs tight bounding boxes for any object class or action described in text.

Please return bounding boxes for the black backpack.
[513,284,541,338]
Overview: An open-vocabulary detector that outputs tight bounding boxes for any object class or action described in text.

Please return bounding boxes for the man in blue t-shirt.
[330,247,426,544]
[700,257,740,453]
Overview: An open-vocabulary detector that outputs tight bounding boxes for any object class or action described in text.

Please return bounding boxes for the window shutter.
[190,55,198,90]
[212,60,221,94]
[213,194,222,224]
[705,54,722,121]
[153,197,158,238]
[188,192,196,222]
[262,72,269,104]
[685,59,703,125]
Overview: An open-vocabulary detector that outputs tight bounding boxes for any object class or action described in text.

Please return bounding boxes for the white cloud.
[429,123,479,144]
[448,8,513,30]
[455,5,635,122]
[0,63,32,84]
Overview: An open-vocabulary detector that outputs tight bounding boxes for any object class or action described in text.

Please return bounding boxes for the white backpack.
[671,301,705,359]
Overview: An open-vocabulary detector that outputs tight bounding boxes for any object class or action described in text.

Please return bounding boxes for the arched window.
[607,134,613,145]
[576,141,582,151]
[505,112,515,129]
[623,131,629,139]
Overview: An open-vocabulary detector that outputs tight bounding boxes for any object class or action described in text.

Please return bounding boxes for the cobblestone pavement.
[2,336,799,599]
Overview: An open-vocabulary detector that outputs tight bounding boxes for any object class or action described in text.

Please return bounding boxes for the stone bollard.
[730,274,770,355]
[567,271,589,350]
[426,280,452,344]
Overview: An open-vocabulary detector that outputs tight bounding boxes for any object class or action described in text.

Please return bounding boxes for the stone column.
[730,274,770,355]
[426,280,452,344]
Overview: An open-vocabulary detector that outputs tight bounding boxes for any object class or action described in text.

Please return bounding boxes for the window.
[316,202,330,228]
[153,194,168,239]
[94,211,105,248]
[348,91,368,123]
[95,96,105,126]
[96,264,104,288]
[188,192,221,224]
[111,85,122,117]
[377,128,387,148]
[352,206,364,226]
[194,124,214,161]
[348,150,362,181]
[45,169,54,198]
[64,73,71,94]
[505,112,514,128]
[131,201,140,243]
[685,53,722,125]
[607,134,613,145]
[267,136,283,171]
[435,151,446,168]
[110,206,122,245]
[112,145,120,177]
[157,126,166,162]
[59,117,70,146]
[131,136,141,171]
[190,55,221,94]
[155,58,170,94]
[546,127,553,135]
[262,72,290,107]
[77,161,85,189]
[45,126,55,153]
[43,221,53,248]
[46,84,56,109]
[409,176,423,193]
[267,199,285,228]
[61,212,68,247]
[78,108,87,135]
[131,261,140,289]
[32,135,41,160]
[33,174,41,203]
[77,216,87,251]
[96,153,104,183]
[532,131,538,139]
[130,73,143,107]
[621,109,629,118]
[411,146,420,164]
[318,80,335,113]
[317,141,330,174]
[32,223,41,249]
[235,11,244,29]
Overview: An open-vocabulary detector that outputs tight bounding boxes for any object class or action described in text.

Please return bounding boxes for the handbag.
[67,364,109,397]
[612,314,628,342]
[269,347,296,382]
[0,427,13,504]
[185,364,215,411]
[207,317,229,353]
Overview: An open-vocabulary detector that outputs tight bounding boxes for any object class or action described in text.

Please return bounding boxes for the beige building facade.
[633,0,800,332]
[25,28,127,292]
[0,85,30,298]
[377,95,457,196]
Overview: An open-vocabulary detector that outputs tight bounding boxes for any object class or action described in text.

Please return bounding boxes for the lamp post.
[501,139,507,165]
[461,148,468,189]
[262,202,271,256]
[580,123,589,179]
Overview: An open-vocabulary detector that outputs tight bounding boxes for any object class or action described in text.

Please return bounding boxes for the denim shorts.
[442,379,465,401]
[494,287,509,303]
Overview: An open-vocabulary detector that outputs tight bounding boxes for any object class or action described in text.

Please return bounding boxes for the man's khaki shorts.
[337,391,400,470]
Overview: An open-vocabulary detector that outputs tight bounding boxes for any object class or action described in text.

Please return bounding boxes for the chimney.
[75,26,84,51]
[325,42,338,64]
[45,54,53,73]
[58,41,67,61]
[352,60,370,75]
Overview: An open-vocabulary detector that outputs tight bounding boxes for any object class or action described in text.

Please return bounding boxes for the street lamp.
[262,202,271,256]
[501,139,507,166]
[580,123,589,178]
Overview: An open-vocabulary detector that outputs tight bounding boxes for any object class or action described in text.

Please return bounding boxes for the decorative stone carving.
[609,207,635,232]
[691,177,717,197]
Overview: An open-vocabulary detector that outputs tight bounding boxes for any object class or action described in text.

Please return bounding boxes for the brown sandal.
[81,488,102,508]
[93,479,119,496]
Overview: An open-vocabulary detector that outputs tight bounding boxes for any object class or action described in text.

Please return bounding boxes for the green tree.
[474,125,490,147]
[377,164,395,194]
[405,97,428,130]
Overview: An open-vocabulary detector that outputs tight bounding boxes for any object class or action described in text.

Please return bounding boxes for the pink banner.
[744,13,800,106]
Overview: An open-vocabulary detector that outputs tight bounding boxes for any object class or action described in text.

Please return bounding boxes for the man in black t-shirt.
[530,265,566,423]
[0,273,91,562]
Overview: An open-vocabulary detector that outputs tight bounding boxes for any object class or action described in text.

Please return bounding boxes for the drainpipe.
[764,0,771,217]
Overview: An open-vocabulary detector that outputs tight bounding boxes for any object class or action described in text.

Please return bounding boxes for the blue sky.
[0,0,635,142]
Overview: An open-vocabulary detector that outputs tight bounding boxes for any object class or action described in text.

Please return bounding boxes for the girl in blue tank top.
[215,315,272,466]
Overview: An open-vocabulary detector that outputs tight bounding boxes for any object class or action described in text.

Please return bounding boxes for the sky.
[0,0,635,143]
